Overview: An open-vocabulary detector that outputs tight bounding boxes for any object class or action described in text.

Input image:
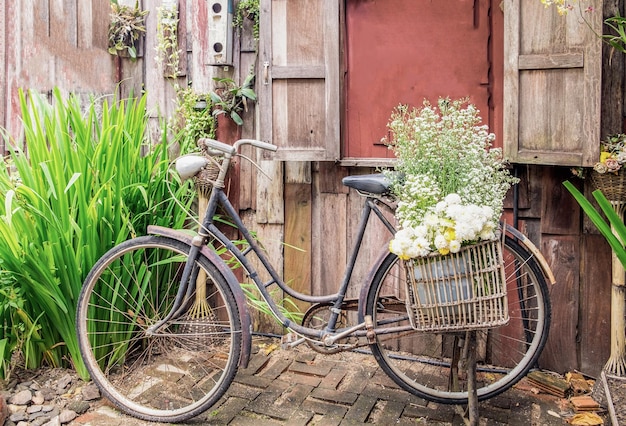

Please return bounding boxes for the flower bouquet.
[590,134,626,202]
[383,98,518,331]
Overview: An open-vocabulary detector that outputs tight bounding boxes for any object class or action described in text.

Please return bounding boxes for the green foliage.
[233,0,260,41]
[209,73,257,126]
[603,14,626,54]
[108,0,148,59]
[0,88,194,380]
[155,3,180,78]
[563,181,626,267]
[171,86,216,155]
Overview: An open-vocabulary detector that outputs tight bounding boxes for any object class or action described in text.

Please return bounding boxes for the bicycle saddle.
[342,173,392,195]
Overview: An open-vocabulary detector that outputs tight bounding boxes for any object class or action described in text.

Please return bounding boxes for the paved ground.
[69,339,597,426]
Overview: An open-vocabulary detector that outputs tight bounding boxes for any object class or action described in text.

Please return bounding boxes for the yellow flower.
[438,247,450,255]
[444,227,456,241]
[600,151,612,163]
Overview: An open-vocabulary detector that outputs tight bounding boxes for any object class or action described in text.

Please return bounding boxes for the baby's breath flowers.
[384,98,518,258]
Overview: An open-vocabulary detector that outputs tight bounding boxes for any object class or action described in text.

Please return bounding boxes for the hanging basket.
[403,239,509,332]
[192,153,222,196]
[590,169,626,202]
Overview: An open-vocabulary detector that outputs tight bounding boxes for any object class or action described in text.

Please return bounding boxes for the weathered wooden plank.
[312,190,347,297]
[284,182,312,312]
[256,158,284,224]
[539,235,579,373]
[240,214,284,335]
[540,167,580,235]
[317,162,348,194]
[579,234,612,376]
[518,52,583,70]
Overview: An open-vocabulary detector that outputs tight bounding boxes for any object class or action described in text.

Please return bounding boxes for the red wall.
[344,0,504,158]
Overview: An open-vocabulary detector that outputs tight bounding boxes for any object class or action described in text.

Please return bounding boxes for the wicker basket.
[193,155,222,195]
[590,169,626,202]
[404,239,509,332]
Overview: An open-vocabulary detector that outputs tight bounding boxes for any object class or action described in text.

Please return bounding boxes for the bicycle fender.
[147,225,252,368]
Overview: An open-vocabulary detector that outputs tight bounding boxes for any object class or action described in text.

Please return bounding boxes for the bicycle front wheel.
[365,235,551,404]
[76,236,242,423]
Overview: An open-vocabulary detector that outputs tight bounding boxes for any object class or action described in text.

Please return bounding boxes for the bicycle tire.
[364,235,551,404]
[76,236,242,422]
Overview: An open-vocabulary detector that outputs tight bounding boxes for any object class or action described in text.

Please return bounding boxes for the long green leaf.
[563,181,626,267]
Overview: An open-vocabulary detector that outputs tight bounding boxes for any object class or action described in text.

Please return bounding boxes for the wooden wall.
[0,1,116,150]
[0,0,622,378]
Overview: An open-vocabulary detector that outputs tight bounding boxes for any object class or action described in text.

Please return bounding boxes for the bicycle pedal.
[281,332,298,349]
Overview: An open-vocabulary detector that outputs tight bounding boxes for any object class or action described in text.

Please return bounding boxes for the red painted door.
[344,0,500,158]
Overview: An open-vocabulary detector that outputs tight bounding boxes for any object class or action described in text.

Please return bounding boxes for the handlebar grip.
[245,139,278,152]
[200,138,236,155]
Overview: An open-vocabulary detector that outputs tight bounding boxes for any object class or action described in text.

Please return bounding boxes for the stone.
[56,375,72,393]
[66,400,90,414]
[81,383,100,401]
[58,409,77,423]
[27,404,43,413]
[32,391,45,405]
[9,410,29,422]
[9,389,33,406]
[43,416,62,426]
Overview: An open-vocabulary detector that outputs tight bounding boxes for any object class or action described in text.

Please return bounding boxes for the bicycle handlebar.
[199,138,278,155]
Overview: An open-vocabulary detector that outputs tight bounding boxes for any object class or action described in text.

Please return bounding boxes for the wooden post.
[605,201,626,376]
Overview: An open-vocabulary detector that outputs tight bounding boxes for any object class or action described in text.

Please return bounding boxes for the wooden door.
[259,0,341,161]
[504,0,602,166]
[344,0,495,159]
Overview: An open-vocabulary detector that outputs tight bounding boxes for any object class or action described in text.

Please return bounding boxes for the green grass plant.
[0,88,194,380]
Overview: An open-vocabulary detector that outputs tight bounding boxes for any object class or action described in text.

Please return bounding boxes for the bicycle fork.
[145,233,207,336]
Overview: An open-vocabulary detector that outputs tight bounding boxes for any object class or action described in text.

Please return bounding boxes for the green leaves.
[0,88,194,380]
[563,181,626,268]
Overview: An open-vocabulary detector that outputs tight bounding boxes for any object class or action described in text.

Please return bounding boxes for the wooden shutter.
[258,0,340,161]
[504,0,602,167]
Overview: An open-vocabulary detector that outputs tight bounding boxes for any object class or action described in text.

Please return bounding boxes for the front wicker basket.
[590,169,626,202]
[404,239,509,332]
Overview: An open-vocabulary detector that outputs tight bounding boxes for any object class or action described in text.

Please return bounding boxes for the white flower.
[444,193,461,205]
[384,98,518,258]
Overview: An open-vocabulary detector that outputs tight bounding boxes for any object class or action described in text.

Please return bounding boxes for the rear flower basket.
[403,238,509,332]
[382,98,518,333]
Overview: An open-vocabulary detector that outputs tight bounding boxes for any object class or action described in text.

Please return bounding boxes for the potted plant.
[209,73,257,127]
[107,0,148,59]
[384,98,519,331]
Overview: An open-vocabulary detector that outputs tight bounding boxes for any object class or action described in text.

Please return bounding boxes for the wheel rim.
[77,239,240,421]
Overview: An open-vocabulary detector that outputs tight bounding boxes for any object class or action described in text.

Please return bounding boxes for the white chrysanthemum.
[434,234,448,250]
[449,240,461,253]
[444,193,462,205]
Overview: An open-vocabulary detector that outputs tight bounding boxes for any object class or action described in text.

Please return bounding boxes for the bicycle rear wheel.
[364,235,551,404]
[76,236,242,423]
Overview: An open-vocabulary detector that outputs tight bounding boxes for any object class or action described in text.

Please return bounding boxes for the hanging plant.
[233,0,260,41]
[155,2,181,78]
[209,73,257,126]
[107,0,148,59]
[170,86,216,155]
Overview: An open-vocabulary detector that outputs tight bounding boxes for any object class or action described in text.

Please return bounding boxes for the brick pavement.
[204,342,566,425]
[73,339,585,425]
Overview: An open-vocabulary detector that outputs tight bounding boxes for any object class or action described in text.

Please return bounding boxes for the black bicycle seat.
[341,173,393,195]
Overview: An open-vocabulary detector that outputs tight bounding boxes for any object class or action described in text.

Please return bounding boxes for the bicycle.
[76,138,553,423]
